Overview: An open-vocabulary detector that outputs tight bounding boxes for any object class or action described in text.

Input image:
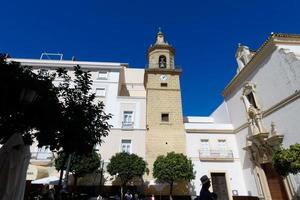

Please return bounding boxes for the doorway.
[211,172,229,200]
[261,163,288,200]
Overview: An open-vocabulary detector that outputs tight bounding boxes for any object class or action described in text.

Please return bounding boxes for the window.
[161,83,168,87]
[246,92,258,108]
[242,82,259,109]
[161,113,169,122]
[123,111,133,123]
[122,111,134,129]
[95,88,106,97]
[98,71,108,79]
[159,55,167,68]
[218,139,228,156]
[200,139,210,156]
[121,139,131,153]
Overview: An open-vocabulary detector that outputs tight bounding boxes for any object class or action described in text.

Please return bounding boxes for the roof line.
[222,33,300,97]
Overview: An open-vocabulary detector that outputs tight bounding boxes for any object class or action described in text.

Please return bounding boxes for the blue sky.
[2,0,300,116]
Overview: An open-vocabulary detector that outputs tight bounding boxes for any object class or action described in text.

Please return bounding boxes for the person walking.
[48,185,55,200]
[199,175,217,200]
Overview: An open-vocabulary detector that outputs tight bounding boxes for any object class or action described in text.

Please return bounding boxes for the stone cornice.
[186,129,234,134]
[262,90,300,118]
[223,37,276,97]
[222,33,300,98]
[145,68,182,75]
[147,44,175,56]
[8,58,126,70]
[233,123,248,134]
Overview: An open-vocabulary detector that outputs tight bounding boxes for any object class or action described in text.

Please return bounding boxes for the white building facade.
[185,33,300,200]
[8,58,147,186]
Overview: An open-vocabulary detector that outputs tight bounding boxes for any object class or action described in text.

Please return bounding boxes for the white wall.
[224,44,300,197]
[225,46,300,129]
[186,132,247,196]
[210,101,232,124]
[235,129,260,197]
[98,129,146,161]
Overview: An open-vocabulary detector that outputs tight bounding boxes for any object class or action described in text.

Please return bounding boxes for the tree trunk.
[169,181,173,200]
[73,174,78,193]
[62,153,72,191]
[58,156,67,186]
[58,167,64,186]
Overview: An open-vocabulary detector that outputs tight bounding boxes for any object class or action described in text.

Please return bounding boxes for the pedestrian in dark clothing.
[124,190,133,200]
[199,175,217,200]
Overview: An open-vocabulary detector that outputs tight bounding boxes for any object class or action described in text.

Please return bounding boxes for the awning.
[31,176,59,185]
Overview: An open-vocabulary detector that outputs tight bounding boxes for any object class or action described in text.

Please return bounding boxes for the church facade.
[186,33,300,200]
[8,32,300,199]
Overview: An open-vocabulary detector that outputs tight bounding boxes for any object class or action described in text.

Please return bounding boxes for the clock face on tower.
[160,75,168,81]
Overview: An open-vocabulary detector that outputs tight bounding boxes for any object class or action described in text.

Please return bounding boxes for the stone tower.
[145,29,186,181]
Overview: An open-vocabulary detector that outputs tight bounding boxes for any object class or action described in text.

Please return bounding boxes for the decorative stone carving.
[248,105,265,135]
[243,122,284,166]
[241,82,266,135]
[270,121,278,136]
[266,122,284,152]
[236,44,254,72]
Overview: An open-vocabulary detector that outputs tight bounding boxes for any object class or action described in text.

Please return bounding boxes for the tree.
[107,152,147,200]
[55,150,101,189]
[153,152,195,200]
[0,54,61,146]
[0,55,62,200]
[54,65,112,155]
[54,66,112,187]
[273,143,300,176]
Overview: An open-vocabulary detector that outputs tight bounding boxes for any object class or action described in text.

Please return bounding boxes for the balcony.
[122,121,134,130]
[199,149,234,161]
[30,151,54,166]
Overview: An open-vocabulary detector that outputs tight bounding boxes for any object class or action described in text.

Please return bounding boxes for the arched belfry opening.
[158,55,166,68]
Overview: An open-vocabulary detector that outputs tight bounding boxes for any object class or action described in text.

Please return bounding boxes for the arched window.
[158,55,167,68]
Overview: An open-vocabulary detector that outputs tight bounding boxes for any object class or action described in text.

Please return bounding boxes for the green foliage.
[0,54,61,145]
[153,152,195,197]
[55,151,101,178]
[0,54,111,155]
[54,65,112,155]
[273,143,300,176]
[107,152,147,186]
[153,152,195,184]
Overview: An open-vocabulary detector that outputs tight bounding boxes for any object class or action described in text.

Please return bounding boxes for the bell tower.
[144,29,186,188]
[148,29,175,70]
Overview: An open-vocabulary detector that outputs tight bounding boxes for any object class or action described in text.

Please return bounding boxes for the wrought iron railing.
[122,121,134,129]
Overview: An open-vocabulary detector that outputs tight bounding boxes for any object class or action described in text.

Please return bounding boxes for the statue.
[236,44,253,72]
[241,83,266,135]
[248,104,265,135]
